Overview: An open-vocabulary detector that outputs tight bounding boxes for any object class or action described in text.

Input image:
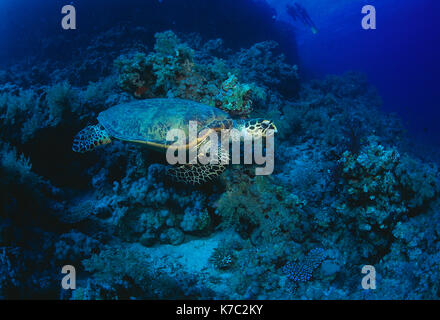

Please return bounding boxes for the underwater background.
[0,0,439,299]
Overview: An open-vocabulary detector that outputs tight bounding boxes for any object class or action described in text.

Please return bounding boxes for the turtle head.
[229,118,277,142]
[72,124,112,153]
[239,118,277,138]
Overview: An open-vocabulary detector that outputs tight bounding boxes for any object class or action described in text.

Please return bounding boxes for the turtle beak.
[266,120,277,134]
[261,120,277,135]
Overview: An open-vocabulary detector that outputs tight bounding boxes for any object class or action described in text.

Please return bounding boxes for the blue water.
[292,1,440,145]
[269,0,440,146]
[1,0,439,300]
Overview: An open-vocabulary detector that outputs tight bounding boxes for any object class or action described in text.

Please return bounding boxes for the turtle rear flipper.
[72,124,112,153]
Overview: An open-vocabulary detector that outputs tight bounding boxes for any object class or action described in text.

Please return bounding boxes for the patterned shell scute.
[97,98,231,146]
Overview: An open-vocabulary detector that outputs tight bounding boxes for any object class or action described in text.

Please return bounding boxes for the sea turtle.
[72,98,276,184]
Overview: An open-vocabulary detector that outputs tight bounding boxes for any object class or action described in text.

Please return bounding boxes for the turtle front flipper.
[168,162,227,185]
[72,124,112,153]
[168,143,229,184]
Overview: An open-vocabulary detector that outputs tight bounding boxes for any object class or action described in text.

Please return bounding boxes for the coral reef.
[114,31,270,116]
[209,241,237,270]
[0,25,439,300]
[283,248,326,283]
[282,247,326,294]
[335,136,439,232]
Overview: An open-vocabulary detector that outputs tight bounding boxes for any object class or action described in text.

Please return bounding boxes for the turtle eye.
[269,122,277,132]
[261,120,270,129]
[261,120,275,131]
[261,120,277,133]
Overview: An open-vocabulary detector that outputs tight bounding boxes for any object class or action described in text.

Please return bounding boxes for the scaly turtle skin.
[72,98,276,184]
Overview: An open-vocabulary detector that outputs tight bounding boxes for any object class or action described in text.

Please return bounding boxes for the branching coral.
[283,248,326,282]
[80,76,118,110]
[46,81,80,125]
[0,143,40,187]
[209,242,236,270]
[0,89,35,125]
[0,89,43,143]
[0,82,82,143]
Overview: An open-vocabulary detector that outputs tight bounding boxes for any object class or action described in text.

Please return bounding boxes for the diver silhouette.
[286,2,318,34]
